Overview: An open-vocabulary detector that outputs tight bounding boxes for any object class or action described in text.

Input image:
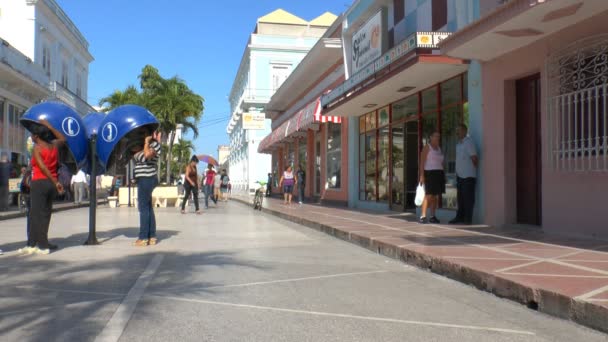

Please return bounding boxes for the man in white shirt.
[450,124,478,225]
[71,169,87,205]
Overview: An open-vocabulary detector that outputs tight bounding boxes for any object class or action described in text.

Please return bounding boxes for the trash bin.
[20,101,89,174]
[96,105,159,176]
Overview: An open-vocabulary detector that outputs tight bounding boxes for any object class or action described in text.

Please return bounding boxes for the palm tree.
[148,76,204,183]
[98,85,141,111]
[173,139,195,167]
[99,65,204,183]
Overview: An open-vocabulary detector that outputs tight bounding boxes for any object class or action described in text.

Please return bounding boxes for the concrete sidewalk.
[232,194,608,333]
[0,200,105,221]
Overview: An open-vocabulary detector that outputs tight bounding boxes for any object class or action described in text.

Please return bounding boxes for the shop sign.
[243,112,265,130]
[322,31,451,108]
[351,11,383,74]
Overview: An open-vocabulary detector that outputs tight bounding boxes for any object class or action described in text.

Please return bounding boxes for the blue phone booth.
[82,112,107,175]
[20,101,88,174]
[96,105,159,176]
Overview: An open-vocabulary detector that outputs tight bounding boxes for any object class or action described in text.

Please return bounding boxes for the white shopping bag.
[414,183,425,207]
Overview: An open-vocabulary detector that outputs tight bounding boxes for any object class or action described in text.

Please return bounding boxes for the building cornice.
[34,0,94,61]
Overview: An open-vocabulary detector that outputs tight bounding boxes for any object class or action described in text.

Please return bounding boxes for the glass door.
[390,124,405,211]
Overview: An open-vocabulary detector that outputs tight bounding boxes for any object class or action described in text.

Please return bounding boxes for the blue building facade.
[226,9,335,193]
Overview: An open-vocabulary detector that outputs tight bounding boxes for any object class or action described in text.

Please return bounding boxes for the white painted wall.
[0,0,92,101]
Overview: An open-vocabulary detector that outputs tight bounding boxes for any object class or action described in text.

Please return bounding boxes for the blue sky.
[57,0,349,158]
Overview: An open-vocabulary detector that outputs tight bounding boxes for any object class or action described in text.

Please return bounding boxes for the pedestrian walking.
[132,130,162,247]
[419,131,445,224]
[213,169,222,203]
[220,169,230,202]
[57,163,72,202]
[296,165,305,204]
[203,164,217,209]
[279,165,296,205]
[71,169,87,204]
[450,124,478,225]
[18,119,65,255]
[19,166,31,243]
[266,172,273,197]
[181,155,201,214]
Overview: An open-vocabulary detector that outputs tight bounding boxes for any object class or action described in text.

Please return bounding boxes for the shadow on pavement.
[0,248,267,341]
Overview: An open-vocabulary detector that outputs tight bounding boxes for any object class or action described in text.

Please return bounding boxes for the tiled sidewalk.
[232,194,608,333]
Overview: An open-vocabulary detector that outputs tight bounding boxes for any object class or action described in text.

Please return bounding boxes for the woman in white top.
[419,131,445,224]
[279,165,297,205]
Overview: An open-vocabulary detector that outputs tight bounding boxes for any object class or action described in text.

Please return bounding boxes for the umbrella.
[196,154,219,166]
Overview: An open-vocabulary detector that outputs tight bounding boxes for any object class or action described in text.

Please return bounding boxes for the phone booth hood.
[96,105,159,175]
[20,101,88,174]
[82,112,107,175]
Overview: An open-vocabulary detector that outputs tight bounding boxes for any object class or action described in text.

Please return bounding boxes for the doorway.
[390,120,419,211]
[515,74,542,225]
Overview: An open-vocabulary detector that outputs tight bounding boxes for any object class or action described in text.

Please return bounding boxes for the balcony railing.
[49,81,95,116]
[0,39,50,88]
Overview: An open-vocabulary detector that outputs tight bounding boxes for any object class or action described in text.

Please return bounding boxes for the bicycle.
[253,181,267,211]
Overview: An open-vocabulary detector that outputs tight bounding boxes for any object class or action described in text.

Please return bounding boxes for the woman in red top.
[20,119,66,255]
[203,164,217,209]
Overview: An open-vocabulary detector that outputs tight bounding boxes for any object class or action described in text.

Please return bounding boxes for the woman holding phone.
[132,130,162,246]
[19,119,66,255]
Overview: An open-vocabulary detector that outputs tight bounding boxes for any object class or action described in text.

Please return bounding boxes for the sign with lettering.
[243,112,266,130]
[351,11,383,74]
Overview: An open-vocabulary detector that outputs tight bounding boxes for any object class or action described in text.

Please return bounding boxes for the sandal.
[196,210,201,215]
[148,238,158,246]
[181,210,185,214]
[132,239,148,247]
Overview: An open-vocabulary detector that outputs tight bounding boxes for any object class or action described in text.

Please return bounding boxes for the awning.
[440,0,608,62]
[258,98,342,154]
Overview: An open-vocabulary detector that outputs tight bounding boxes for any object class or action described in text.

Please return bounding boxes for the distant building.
[0,0,94,165]
[226,9,336,194]
[217,145,230,166]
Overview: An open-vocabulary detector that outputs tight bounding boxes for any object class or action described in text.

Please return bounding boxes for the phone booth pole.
[84,134,99,245]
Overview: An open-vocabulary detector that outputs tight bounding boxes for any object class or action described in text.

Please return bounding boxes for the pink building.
[442,0,608,238]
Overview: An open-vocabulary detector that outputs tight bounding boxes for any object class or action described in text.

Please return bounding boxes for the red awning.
[258,98,342,154]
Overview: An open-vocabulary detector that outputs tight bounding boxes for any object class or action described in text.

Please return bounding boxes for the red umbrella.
[196,154,219,166]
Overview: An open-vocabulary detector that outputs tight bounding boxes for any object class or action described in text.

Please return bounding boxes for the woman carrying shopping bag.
[419,131,445,224]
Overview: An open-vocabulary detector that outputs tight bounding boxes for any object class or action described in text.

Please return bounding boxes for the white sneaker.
[35,248,50,255]
[18,246,35,255]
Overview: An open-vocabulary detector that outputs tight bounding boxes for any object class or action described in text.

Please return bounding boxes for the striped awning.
[258,97,342,154]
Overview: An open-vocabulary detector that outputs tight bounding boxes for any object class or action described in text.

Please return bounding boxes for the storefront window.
[421,113,438,145]
[298,140,307,171]
[441,76,462,107]
[422,87,438,113]
[326,123,341,189]
[392,95,417,122]
[378,106,390,127]
[365,133,377,201]
[357,73,467,208]
[378,127,390,202]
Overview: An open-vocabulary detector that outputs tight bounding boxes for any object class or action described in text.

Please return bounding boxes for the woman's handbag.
[415,183,425,207]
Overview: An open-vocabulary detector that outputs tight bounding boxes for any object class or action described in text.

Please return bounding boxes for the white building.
[0,0,94,164]
[226,9,336,194]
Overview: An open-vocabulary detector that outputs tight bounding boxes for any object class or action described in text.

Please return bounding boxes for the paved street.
[0,202,606,342]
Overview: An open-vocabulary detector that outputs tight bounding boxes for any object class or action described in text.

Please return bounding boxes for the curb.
[0,200,106,221]
[232,196,608,334]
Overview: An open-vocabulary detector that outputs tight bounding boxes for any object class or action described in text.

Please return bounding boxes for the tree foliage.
[98,65,204,183]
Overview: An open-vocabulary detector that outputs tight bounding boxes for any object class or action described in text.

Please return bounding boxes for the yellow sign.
[243,112,266,130]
